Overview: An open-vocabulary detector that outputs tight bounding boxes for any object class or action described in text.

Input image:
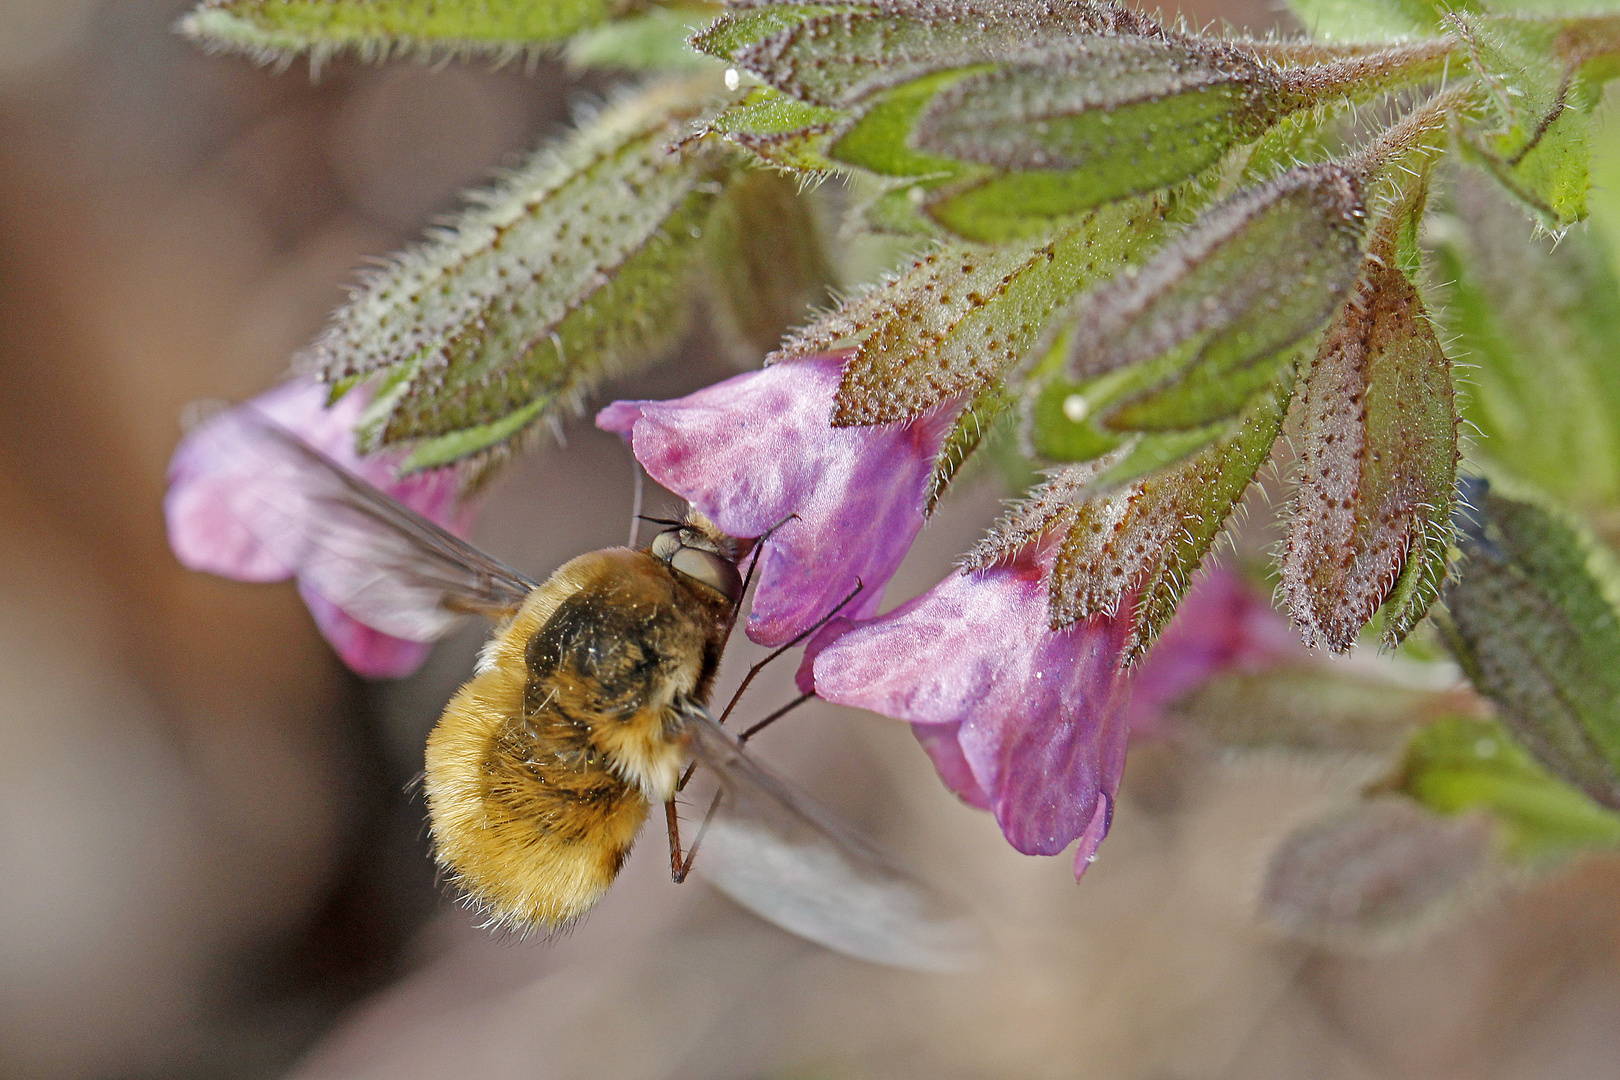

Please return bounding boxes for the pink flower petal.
[597,355,953,647]
[1072,796,1113,880]
[813,546,1131,858]
[793,616,853,695]
[165,465,296,581]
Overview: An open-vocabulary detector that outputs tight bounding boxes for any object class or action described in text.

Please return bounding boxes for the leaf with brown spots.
[774,197,1169,426]
[696,0,1161,107]
[1261,797,1495,947]
[1440,481,1620,813]
[302,79,733,468]
[1281,229,1458,653]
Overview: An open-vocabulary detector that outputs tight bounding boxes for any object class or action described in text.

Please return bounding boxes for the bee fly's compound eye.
[649,529,683,563]
[669,546,743,604]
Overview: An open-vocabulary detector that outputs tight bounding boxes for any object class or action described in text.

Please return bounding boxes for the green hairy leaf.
[924,382,1015,512]
[912,36,1452,213]
[1058,163,1367,432]
[1260,797,1494,946]
[566,6,724,73]
[909,37,1287,216]
[403,186,716,469]
[1055,376,1291,653]
[917,171,1142,241]
[688,4,844,67]
[700,0,1448,241]
[1398,716,1620,864]
[1441,481,1620,813]
[1024,365,1145,463]
[1433,170,1620,518]
[851,180,951,237]
[180,0,638,62]
[828,68,982,179]
[304,78,729,464]
[1022,328,1277,470]
[1282,218,1459,653]
[836,34,1445,238]
[778,196,1170,426]
[703,88,847,172]
[1285,0,1454,44]
[696,0,1159,108]
[1453,13,1596,227]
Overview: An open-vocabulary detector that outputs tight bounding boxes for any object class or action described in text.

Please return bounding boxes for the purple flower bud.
[810,540,1132,878]
[597,354,955,646]
[165,378,471,678]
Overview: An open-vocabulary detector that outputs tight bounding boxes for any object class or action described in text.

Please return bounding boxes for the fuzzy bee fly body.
[426,523,746,929]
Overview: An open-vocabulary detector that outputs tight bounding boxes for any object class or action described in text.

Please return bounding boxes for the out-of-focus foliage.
[1440,481,1620,813]
[1433,170,1620,523]
[1398,715,1620,863]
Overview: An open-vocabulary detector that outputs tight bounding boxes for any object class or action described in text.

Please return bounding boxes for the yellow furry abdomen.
[424,657,651,930]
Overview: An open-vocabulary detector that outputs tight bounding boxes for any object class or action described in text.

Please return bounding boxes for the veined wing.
[682,707,986,973]
[183,407,537,638]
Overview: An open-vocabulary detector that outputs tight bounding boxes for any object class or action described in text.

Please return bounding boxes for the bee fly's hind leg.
[664,794,725,885]
[664,799,689,883]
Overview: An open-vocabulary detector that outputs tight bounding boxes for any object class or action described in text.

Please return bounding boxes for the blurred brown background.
[2,2,1619,1078]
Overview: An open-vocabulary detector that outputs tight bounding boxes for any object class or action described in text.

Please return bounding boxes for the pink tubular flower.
[812,541,1132,878]
[812,557,1301,878]
[165,377,471,678]
[596,354,955,647]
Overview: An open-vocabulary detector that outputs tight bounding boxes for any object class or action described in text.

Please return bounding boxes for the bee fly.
[191,408,982,972]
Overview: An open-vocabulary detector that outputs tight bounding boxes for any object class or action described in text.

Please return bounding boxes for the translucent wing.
[182,407,537,638]
[683,707,986,973]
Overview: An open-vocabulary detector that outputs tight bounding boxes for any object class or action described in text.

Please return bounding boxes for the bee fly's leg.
[664,799,687,882]
[731,512,799,619]
[715,578,865,727]
[675,580,868,794]
[739,692,814,745]
[666,793,726,884]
